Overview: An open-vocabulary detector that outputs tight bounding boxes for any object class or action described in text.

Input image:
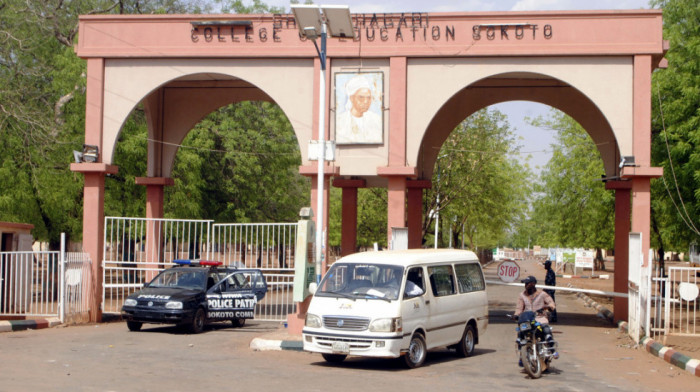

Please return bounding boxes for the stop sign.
[498,260,520,283]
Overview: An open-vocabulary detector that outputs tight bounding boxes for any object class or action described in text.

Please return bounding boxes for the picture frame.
[334,72,384,145]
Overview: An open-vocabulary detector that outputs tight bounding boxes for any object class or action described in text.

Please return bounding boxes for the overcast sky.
[267,0,653,172]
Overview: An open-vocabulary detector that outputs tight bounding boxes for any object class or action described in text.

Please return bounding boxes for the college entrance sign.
[72,10,665,322]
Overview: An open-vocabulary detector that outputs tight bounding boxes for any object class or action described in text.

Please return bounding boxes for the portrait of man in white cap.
[335,73,383,144]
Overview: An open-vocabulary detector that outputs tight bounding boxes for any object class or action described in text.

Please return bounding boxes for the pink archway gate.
[72,11,665,322]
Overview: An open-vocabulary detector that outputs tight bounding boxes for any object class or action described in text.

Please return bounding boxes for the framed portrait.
[334,72,384,145]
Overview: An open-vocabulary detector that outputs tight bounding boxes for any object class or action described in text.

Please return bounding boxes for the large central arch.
[71,10,665,322]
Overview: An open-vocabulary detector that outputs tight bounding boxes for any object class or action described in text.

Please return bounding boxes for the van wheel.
[321,353,347,363]
[456,324,476,357]
[403,333,427,369]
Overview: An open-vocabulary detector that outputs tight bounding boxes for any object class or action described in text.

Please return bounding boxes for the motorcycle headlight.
[369,318,402,332]
[165,301,183,309]
[123,299,137,307]
[305,313,321,328]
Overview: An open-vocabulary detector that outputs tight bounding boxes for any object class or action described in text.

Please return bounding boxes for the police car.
[120,259,267,333]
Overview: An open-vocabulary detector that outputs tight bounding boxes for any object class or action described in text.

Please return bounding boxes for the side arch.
[101,58,315,176]
[406,57,633,178]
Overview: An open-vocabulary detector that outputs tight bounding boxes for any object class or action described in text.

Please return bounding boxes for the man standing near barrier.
[544,260,558,322]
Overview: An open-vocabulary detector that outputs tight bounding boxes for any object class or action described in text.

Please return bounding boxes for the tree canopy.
[650,0,700,254]
[428,108,532,250]
[522,111,615,252]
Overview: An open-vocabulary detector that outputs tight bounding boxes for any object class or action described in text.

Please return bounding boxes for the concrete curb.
[250,337,303,352]
[615,321,700,378]
[567,283,615,323]
[569,284,700,378]
[0,318,61,333]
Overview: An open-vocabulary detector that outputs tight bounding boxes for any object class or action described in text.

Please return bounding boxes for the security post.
[287,207,316,334]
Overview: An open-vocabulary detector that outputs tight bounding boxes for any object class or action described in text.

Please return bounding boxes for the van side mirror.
[308,282,318,295]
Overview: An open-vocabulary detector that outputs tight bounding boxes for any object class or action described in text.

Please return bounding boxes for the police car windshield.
[149,269,207,290]
[317,263,404,301]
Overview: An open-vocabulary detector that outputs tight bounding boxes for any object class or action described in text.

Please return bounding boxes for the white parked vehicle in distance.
[302,249,488,368]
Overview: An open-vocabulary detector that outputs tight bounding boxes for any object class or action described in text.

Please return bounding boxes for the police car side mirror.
[308,282,318,295]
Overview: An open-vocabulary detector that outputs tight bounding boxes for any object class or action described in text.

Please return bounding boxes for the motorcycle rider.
[514,275,558,363]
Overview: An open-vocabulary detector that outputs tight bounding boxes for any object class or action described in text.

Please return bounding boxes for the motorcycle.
[509,309,558,379]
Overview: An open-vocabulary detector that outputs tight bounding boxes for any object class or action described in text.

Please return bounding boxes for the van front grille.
[316,336,373,350]
[323,316,370,331]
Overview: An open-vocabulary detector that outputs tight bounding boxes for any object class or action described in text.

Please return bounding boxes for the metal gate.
[210,223,297,321]
[650,266,700,341]
[103,218,298,322]
[1,234,92,323]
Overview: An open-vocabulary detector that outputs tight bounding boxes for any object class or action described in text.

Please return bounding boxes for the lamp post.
[292,5,354,283]
[434,154,447,249]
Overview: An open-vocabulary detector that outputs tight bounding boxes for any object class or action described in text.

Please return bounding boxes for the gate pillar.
[407,180,432,249]
[606,180,632,322]
[70,163,118,322]
[299,164,339,274]
[332,178,366,256]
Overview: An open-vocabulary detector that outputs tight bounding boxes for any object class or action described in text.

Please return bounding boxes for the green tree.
[650,0,700,256]
[0,1,215,247]
[162,101,308,223]
[428,108,532,250]
[526,110,614,252]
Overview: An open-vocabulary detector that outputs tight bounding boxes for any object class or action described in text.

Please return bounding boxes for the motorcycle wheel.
[520,341,543,379]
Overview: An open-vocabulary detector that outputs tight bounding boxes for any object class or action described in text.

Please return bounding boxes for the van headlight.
[165,301,183,309]
[305,313,321,328]
[123,298,137,307]
[369,317,402,332]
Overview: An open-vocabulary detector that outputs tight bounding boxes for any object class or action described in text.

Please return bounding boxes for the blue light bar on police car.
[172,259,222,266]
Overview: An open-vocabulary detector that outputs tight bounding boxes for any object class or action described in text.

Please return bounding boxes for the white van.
[302,249,488,368]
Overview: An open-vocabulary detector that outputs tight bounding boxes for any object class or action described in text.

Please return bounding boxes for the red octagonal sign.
[497,260,520,283]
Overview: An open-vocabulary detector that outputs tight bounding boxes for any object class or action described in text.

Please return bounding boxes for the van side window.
[455,263,485,293]
[404,267,425,298]
[427,265,456,297]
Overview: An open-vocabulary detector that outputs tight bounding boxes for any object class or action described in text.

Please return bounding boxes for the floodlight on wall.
[619,155,636,169]
[82,144,99,162]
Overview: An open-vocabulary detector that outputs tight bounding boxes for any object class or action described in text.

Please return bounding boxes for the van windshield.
[317,263,404,301]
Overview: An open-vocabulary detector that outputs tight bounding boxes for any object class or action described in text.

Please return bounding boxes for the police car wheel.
[189,308,206,334]
[126,321,142,332]
[231,318,246,328]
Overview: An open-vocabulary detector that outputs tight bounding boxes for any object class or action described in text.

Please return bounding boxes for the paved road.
[0,260,697,391]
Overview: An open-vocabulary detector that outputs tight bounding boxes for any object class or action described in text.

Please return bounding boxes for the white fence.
[650,266,700,342]
[103,218,298,322]
[0,238,92,323]
[0,251,60,318]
